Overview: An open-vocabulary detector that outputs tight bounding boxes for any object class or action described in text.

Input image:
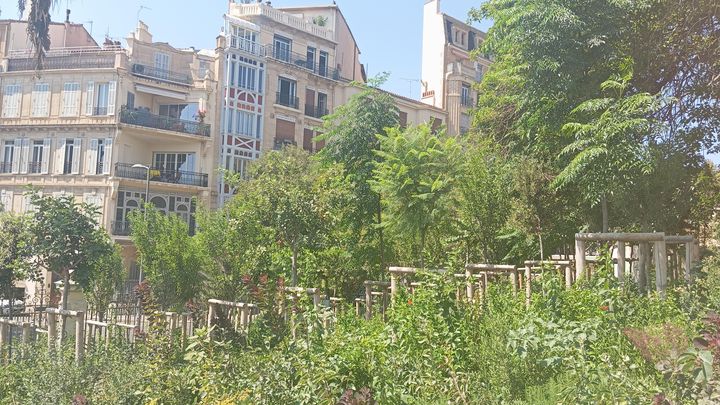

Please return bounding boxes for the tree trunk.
[61,270,70,310]
[601,194,609,233]
[377,198,385,276]
[291,244,299,287]
[538,233,545,262]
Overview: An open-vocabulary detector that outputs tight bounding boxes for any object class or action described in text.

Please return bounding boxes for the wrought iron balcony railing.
[111,221,132,237]
[27,162,42,174]
[131,63,192,86]
[0,162,12,174]
[266,45,341,81]
[461,96,475,107]
[115,163,209,188]
[304,104,329,119]
[120,106,211,137]
[276,92,300,109]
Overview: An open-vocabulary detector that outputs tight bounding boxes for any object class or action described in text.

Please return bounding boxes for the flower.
[407,299,413,305]
[600,305,609,311]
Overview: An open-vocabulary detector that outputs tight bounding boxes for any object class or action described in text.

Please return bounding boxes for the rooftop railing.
[131,63,193,86]
[120,106,211,137]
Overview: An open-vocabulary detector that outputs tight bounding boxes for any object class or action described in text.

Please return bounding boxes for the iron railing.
[131,63,192,85]
[305,104,329,119]
[6,54,116,71]
[461,96,474,107]
[276,92,300,109]
[92,106,109,116]
[229,37,265,56]
[115,163,209,188]
[120,106,211,137]
[0,162,11,174]
[266,45,341,81]
[111,221,132,237]
[27,162,42,174]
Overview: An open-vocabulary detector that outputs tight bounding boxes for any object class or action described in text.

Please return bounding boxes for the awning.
[135,84,188,101]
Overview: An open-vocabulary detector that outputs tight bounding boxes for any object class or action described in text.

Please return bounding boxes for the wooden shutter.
[41,139,51,174]
[0,190,13,212]
[31,83,50,117]
[56,138,66,174]
[62,83,80,116]
[103,138,113,174]
[399,111,408,129]
[11,139,22,174]
[275,119,295,143]
[303,128,314,152]
[107,81,117,115]
[305,88,315,112]
[85,81,95,116]
[19,139,30,174]
[72,139,82,174]
[3,85,22,118]
[87,139,98,175]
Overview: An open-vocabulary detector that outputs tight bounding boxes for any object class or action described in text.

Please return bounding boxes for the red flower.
[600,305,609,311]
[407,299,413,305]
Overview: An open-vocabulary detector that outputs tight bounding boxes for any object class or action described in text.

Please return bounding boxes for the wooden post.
[524,265,532,309]
[511,269,519,297]
[615,241,625,282]
[207,302,215,329]
[575,239,586,280]
[637,242,649,294]
[564,265,572,289]
[684,241,693,283]
[22,322,31,345]
[465,267,474,302]
[364,283,372,320]
[47,311,57,353]
[312,291,321,311]
[381,288,388,321]
[75,311,85,364]
[0,322,8,362]
[654,240,668,297]
[390,274,397,301]
[481,273,488,302]
[241,306,250,330]
[181,314,188,347]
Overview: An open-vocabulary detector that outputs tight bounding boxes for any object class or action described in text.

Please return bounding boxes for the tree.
[553,73,660,232]
[0,212,34,303]
[84,243,124,321]
[372,123,460,267]
[129,206,204,311]
[18,0,58,70]
[317,76,399,275]
[28,191,112,309]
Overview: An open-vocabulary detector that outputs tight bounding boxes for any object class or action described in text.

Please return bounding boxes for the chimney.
[65,9,71,23]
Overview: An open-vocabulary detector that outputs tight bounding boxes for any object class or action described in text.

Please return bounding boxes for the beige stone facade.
[421,0,491,135]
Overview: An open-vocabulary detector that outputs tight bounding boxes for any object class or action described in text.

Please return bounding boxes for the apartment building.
[0,19,219,297]
[421,0,491,135]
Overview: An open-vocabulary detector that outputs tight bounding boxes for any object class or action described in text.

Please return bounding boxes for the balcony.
[229,37,264,57]
[461,96,475,108]
[266,45,342,81]
[27,162,42,174]
[229,2,333,41]
[305,104,329,119]
[115,163,209,188]
[120,107,211,137]
[0,163,11,174]
[6,46,119,71]
[276,92,300,110]
[131,63,192,86]
[111,221,132,237]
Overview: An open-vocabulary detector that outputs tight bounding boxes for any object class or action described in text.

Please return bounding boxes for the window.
[0,190,12,212]
[126,92,135,109]
[461,32,466,46]
[115,189,194,231]
[61,82,80,116]
[303,128,314,152]
[60,138,81,174]
[85,81,117,116]
[29,139,49,174]
[230,26,258,53]
[306,47,316,70]
[273,35,292,62]
[2,85,22,118]
[154,52,170,78]
[317,92,328,116]
[475,63,484,82]
[468,32,477,51]
[318,50,329,76]
[461,83,472,107]
[234,110,257,137]
[275,118,296,148]
[159,103,199,121]
[153,152,195,172]
[30,83,51,117]
[399,111,408,129]
[277,77,297,108]
[87,138,113,175]
[1,141,14,174]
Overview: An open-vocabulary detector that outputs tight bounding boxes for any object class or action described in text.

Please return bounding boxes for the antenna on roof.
[137,5,151,25]
[84,20,94,36]
[400,78,421,98]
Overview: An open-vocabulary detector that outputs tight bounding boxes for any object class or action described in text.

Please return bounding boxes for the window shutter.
[41,139,51,174]
[87,139,98,175]
[85,81,95,116]
[19,139,30,174]
[0,190,13,212]
[3,85,22,118]
[72,138,82,174]
[11,139,21,174]
[31,83,50,117]
[103,138,113,174]
[107,81,117,115]
[56,138,66,174]
[62,83,80,116]
[30,87,39,116]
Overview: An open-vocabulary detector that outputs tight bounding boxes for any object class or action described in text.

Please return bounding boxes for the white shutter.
[103,138,113,174]
[31,83,50,117]
[61,83,80,116]
[72,138,82,174]
[41,139,51,174]
[107,81,117,115]
[87,139,98,175]
[85,81,95,116]
[56,138,66,174]
[11,140,21,174]
[2,85,22,118]
[19,139,30,174]
[0,190,13,212]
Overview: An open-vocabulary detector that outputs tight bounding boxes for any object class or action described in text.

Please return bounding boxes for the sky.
[0,0,491,99]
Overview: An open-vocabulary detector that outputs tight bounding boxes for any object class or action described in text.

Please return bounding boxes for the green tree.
[84,243,125,321]
[372,123,460,267]
[0,212,34,302]
[553,73,660,232]
[28,191,112,309]
[129,206,204,310]
[17,0,58,70]
[317,76,399,275]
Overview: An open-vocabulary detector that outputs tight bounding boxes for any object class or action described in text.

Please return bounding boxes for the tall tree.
[84,243,125,321]
[0,212,34,303]
[28,191,112,309]
[372,124,460,267]
[18,0,57,70]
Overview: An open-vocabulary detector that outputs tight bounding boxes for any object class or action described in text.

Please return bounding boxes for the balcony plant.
[195,110,207,123]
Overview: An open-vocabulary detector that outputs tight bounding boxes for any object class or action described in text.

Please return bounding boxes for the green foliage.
[130,206,204,311]
[84,243,125,318]
[0,212,34,300]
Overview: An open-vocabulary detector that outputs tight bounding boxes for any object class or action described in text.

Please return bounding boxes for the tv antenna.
[84,20,94,36]
[137,5,151,24]
[399,77,421,98]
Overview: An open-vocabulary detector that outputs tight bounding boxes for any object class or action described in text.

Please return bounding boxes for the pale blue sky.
[0,0,491,99]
